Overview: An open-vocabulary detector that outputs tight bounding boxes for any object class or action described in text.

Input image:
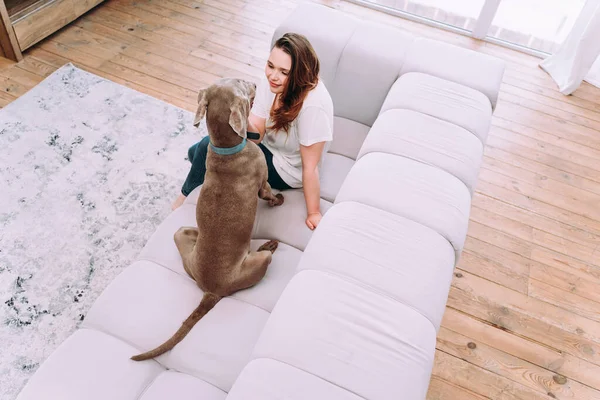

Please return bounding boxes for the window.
[357,0,587,55]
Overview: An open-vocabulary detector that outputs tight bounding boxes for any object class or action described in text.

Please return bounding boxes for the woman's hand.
[306,212,322,230]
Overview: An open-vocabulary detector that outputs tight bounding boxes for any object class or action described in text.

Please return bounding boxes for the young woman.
[173,33,334,230]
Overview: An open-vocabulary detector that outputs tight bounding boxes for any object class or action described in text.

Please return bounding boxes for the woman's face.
[265,47,292,95]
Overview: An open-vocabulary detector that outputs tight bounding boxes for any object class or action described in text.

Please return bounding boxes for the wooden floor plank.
[503,68,600,105]
[529,278,600,324]
[501,83,600,124]
[427,377,489,400]
[83,6,265,76]
[432,350,553,400]
[531,246,600,284]
[481,156,600,207]
[484,140,600,197]
[494,101,600,146]
[437,326,600,399]
[4,0,599,397]
[442,308,600,391]
[492,118,600,162]
[0,88,17,107]
[501,75,600,115]
[448,271,600,365]
[477,169,600,228]
[73,18,258,82]
[457,247,529,294]
[470,204,600,269]
[472,193,600,250]
[15,56,58,78]
[132,0,272,42]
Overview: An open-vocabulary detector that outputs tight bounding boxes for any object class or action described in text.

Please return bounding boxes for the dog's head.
[193,78,257,139]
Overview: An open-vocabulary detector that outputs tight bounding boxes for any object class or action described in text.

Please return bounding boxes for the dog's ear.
[229,96,248,138]
[193,88,208,127]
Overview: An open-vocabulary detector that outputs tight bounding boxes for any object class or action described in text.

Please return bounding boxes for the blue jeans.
[181,135,292,196]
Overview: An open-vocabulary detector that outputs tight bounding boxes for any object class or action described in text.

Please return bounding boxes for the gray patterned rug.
[0,63,205,399]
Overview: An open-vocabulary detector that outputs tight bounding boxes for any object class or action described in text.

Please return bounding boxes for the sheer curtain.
[539,0,600,95]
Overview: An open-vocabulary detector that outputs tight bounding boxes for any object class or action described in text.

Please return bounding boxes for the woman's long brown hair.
[269,33,320,133]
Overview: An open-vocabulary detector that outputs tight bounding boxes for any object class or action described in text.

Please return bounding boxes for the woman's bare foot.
[171,193,187,210]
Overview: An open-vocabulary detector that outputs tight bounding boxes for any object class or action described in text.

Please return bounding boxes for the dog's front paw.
[269,193,284,207]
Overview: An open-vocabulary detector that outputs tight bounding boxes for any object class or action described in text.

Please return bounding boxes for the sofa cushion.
[140,371,225,400]
[380,72,492,144]
[83,261,204,361]
[231,240,303,312]
[137,203,196,277]
[136,205,303,312]
[252,190,333,251]
[227,359,363,400]
[400,37,505,110]
[335,152,471,255]
[166,298,269,392]
[298,201,455,330]
[358,109,484,194]
[329,116,370,160]
[252,270,437,400]
[319,152,354,203]
[15,329,163,400]
[330,21,413,126]
[83,261,269,391]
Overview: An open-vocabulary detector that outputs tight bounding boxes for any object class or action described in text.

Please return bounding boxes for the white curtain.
[539,0,600,95]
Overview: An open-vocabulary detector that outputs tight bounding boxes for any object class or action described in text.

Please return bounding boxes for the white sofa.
[16,4,505,400]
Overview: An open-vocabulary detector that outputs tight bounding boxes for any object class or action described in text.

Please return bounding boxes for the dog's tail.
[130,292,222,361]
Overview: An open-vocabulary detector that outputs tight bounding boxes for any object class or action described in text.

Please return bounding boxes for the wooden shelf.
[0,0,104,61]
[5,0,49,21]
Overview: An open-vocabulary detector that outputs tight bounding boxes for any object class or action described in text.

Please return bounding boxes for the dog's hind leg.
[229,240,279,293]
[174,227,199,280]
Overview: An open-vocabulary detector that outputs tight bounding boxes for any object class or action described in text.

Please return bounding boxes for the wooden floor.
[2,0,600,398]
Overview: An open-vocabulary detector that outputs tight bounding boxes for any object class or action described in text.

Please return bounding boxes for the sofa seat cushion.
[252,190,333,251]
[298,201,455,330]
[252,270,437,400]
[335,152,471,255]
[182,185,334,253]
[140,371,225,400]
[380,72,492,144]
[320,152,355,203]
[83,261,269,392]
[15,329,163,400]
[329,116,370,160]
[358,109,483,194]
[227,359,362,400]
[137,203,196,277]
[137,205,303,312]
[166,297,269,392]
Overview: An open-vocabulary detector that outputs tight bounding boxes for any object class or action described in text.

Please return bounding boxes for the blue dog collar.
[209,138,247,155]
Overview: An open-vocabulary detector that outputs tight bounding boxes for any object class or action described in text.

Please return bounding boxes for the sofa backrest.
[272,4,505,127]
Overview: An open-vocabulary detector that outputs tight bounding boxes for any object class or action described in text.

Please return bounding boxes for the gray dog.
[131,78,284,361]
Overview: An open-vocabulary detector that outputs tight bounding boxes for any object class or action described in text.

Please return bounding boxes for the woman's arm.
[300,141,326,230]
[247,112,267,144]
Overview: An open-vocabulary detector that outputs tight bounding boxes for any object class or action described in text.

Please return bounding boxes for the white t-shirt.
[250,76,334,188]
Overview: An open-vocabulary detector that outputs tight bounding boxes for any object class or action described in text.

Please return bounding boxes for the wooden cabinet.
[0,0,104,61]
